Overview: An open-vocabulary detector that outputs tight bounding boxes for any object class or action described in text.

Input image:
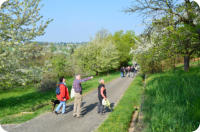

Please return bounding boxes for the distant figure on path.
[55,76,70,114]
[120,67,125,78]
[130,66,135,78]
[125,66,128,77]
[135,64,139,73]
[127,66,131,77]
[97,79,107,115]
[73,74,93,118]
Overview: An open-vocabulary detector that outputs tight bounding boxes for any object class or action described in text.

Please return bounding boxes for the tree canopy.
[127,0,200,72]
[0,0,52,89]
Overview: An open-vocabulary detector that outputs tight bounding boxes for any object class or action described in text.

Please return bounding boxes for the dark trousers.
[98,98,104,113]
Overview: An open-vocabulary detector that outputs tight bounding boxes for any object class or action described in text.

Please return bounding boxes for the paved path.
[3,77,133,132]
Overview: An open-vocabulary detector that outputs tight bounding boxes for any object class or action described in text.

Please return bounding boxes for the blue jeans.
[55,101,66,114]
[120,72,124,77]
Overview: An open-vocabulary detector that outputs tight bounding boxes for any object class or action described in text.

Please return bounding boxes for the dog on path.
[51,99,60,112]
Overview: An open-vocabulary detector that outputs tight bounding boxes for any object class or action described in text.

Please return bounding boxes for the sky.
[35,0,146,42]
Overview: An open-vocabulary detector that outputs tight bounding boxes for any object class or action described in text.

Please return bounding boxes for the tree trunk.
[174,57,176,69]
[184,55,190,72]
[96,71,99,76]
[173,57,176,71]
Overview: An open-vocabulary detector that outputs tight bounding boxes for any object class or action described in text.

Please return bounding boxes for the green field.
[97,75,143,132]
[142,65,200,132]
[0,72,120,124]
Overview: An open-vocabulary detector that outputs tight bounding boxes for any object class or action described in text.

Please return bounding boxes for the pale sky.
[35,0,145,42]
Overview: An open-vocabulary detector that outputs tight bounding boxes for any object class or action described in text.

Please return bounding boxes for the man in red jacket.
[55,76,70,114]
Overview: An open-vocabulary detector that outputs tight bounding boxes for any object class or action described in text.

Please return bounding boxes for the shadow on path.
[81,102,98,116]
[64,104,74,114]
[64,102,86,114]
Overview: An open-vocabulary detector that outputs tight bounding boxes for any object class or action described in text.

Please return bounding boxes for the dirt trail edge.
[3,77,133,132]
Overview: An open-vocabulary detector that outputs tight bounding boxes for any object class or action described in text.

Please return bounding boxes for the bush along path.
[3,77,133,132]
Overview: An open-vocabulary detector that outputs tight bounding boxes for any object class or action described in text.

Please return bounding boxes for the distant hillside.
[34,41,88,45]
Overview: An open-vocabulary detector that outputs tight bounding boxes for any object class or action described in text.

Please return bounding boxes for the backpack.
[56,84,61,95]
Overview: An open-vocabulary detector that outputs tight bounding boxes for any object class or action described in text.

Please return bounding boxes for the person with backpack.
[97,79,107,115]
[55,76,70,114]
[73,74,93,118]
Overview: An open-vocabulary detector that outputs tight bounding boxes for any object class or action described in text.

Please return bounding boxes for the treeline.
[43,29,136,91]
[128,0,200,73]
[0,29,136,90]
[73,29,137,75]
[36,41,88,45]
[0,0,136,90]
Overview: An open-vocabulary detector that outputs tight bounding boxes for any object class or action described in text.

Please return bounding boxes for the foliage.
[0,0,53,44]
[98,75,143,132]
[73,30,120,75]
[0,43,44,89]
[0,0,52,90]
[112,30,137,66]
[47,54,74,77]
[131,35,160,74]
[39,72,57,92]
[127,0,200,72]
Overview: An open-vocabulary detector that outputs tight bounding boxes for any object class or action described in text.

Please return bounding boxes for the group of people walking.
[54,74,107,117]
[120,64,138,78]
[54,64,139,117]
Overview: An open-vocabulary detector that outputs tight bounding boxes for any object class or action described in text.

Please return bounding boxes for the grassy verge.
[0,72,120,124]
[97,75,143,132]
[143,65,200,132]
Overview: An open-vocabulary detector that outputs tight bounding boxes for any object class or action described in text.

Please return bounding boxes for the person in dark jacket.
[73,74,93,118]
[97,79,107,114]
[120,67,125,78]
[125,66,128,77]
[130,66,135,78]
[55,76,70,114]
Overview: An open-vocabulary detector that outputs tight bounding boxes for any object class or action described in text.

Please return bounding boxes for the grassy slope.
[97,75,143,132]
[0,72,120,124]
[143,65,200,132]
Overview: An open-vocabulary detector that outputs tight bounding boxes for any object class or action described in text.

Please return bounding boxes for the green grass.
[97,75,143,132]
[0,72,120,124]
[143,65,200,132]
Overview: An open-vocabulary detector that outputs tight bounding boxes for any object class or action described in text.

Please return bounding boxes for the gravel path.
[3,77,133,132]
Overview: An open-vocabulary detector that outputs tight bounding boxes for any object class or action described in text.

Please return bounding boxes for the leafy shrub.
[39,72,57,92]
